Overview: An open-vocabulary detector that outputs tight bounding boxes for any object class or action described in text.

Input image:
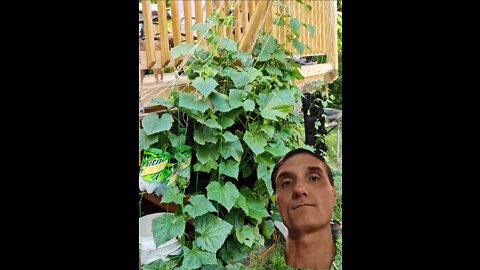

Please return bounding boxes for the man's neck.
[284,226,335,270]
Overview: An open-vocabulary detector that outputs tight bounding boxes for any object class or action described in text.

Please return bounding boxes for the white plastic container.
[139,213,182,265]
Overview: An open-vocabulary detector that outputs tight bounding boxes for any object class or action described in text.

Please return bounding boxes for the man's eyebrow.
[306,166,323,174]
[276,171,294,181]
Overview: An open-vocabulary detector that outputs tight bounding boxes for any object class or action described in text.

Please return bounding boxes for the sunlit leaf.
[152,213,185,247]
[207,181,240,211]
[243,130,267,155]
[193,214,233,253]
[185,195,218,218]
[192,77,218,97]
[142,113,174,135]
[181,246,217,270]
[139,128,158,150]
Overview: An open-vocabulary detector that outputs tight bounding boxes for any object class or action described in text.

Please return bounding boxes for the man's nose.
[292,180,308,198]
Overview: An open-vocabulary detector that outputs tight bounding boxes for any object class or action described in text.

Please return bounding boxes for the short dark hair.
[271,148,334,192]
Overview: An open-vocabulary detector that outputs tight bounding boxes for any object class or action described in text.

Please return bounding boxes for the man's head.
[271,148,336,237]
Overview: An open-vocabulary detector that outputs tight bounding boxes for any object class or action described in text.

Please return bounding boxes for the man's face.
[274,153,336,236]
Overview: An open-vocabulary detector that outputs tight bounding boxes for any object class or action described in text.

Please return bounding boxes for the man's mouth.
[293,204,313,209]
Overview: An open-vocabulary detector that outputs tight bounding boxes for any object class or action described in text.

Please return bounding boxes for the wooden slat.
[157,0,170,66]
[194,0,205,46]
[183,0,194,43]
[139,51,164,69]
[205,0,213,17]
[296,63,336,85]
[218,1,225,38]
[170,0,182,46]
[141,0,156,68]
[248,0,253,20]
[264,1,273,33]
[241,0,247,35]
[225,0,232,38]
[234,1,241,41]
[239,0,273,53]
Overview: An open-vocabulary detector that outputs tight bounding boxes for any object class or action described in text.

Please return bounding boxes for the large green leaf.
[179,92,210,113]
[218,117,235,129]
[171,43,195,59]
[260,125,275,139]
[142,113,174,135]
[207,181,240,212]
[168,132,186,148]
[293,38,305,54]
[273,49,287,65]
[202,119,223,130]
[277,89,296,106]
[265,65,282,76]
[218,38,238,52]
[235,50,253,66]
[290,18,302,37]
[193,159,218,173]
[208,92,231,112]
[261,219,275,239]
[151,97,174,109]
[258,93,291,121]
[139,128,158,150]
[192,77,218,97]
[233,193,249,216]
[224,208,245,229]
[260,34,276,54]
[161,186,184,205]
[257,164,274,196]
[230,70,250,88]
[219,159,240,179]
[194,127,218,145]
[142,259,175,270]
[243,131,267,155]
[193,214,233,253]
[221,139,243,162]
[242,99,255,111]
[244,67,263,82]
[219,240,248,263]
[235,225,256,247]
[245,198,270,222]
[152,213,186,247]
[185,195,218,218]
[202,265,225,270]
[181,246,217,270]
[222,131,238,142]
[191,22,211,38]
[196,143,220,165]
[228,89,246,109]
[254,154,274,166]
[265,142,290,157]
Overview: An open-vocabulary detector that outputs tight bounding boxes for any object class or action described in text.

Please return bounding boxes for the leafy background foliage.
[140,1,342,269]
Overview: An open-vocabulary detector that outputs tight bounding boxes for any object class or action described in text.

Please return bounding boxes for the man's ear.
[332,187,337,203]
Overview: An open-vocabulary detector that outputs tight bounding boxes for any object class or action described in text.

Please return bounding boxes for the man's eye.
[281,179,293,187]
[309,175,321,182]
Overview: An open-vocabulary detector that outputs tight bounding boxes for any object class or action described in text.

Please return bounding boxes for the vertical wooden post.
[170,0,183,66]
[241,0,247,35]
[141,0,156,68]
[157,0,170,66]
[238,0,272,53]
[234,1,241,41]
[206,0,213,17]
[183,0,194,43]
[225,0,232,38]
[194,0,206,46]
[170,0,182,46]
